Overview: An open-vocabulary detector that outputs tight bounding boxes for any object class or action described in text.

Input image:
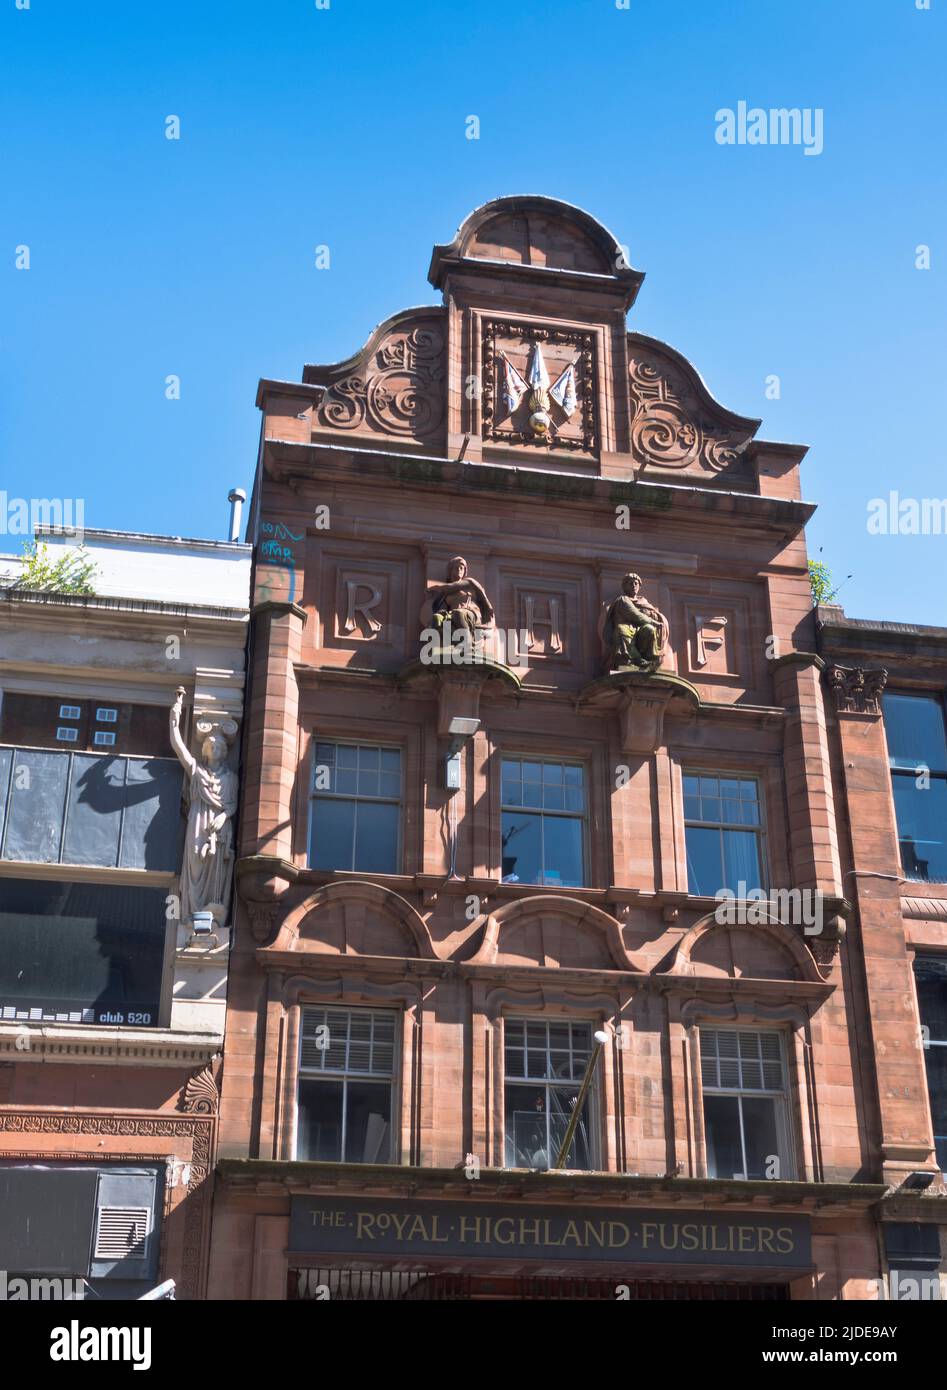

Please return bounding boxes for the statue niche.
[169,688,239,928]
[599,572,669,672]
[419,555,495,662]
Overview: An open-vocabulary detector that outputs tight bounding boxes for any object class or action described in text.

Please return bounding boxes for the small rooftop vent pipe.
[227,487,247,543]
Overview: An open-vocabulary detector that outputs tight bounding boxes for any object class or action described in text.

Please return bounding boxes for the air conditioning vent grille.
[93,1206,150,1260]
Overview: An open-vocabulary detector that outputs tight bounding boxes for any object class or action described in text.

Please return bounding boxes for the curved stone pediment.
[470,895,638,971]
[668,913,824,984]
[429,194,641,288]
[304,307,447,448]
[627,333,760,480]
[264,880,436,959]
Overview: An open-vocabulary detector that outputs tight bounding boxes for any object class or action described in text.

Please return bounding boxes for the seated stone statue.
[420,556,495,658]
[600,572,669,671]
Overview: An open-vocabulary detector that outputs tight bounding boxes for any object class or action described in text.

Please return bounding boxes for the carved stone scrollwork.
[628,352,753,473]
[825,663,888,715]
[316,325,445,438]
[178,1065,219,1115]
[320,375,367,429]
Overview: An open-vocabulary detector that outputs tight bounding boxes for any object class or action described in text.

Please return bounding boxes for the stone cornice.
[650,973,834,1004]
[295,663,787,728]
[215,1158,887,1212]
[432,252,643,307]
[262,439,816,533]
[695,700,785,728]
[0,587,249,632]
[877,1186,947,1217]
[248,932,836,997]
[0,1023,222,1067]
[256,377,329,409]
[818,606,947,665]
[251,598,308,625]
[769,651,824,674]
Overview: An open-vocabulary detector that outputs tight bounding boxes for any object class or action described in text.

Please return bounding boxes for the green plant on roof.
[12,540,98,595]
[807,558,848,608]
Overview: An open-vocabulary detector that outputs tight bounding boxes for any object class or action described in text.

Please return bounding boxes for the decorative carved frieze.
[825,663,888,714]
[627,346,755,474]
[316,324,445,439]
[482,320,597,451]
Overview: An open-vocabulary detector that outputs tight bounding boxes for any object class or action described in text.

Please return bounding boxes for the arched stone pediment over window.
[470,896,639,972]
[668,913,824,985]
[265,881,436,959]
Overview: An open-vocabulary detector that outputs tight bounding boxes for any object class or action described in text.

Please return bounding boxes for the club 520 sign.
[290,1197,811,1269]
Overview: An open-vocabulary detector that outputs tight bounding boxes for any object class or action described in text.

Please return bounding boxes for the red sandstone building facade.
[209,197,946,1301]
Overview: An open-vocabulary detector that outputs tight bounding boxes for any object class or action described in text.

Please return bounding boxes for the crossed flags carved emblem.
[500,341,578,439]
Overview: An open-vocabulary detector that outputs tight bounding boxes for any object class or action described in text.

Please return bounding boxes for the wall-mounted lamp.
[444,716,480,790]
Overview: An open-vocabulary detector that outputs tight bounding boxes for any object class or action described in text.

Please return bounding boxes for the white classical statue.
[169,687,239,926]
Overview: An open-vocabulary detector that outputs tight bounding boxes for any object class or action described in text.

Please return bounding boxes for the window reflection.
[501,759,586,887]
[884,694,947,883]
[683,773,765,895]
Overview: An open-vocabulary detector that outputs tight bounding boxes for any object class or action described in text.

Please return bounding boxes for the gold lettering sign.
[292,1198,808,1268]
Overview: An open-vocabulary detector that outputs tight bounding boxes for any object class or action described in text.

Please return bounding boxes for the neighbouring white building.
[0,524,250,1300]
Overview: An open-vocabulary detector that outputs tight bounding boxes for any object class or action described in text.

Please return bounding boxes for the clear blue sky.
[2,0,944,624]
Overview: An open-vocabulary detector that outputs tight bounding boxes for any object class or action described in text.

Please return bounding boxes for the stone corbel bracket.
[236,855,301,943]
[806,895,851,977]
[396,655,522,734]
[824,663,888,715]
[578,670,700,754]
